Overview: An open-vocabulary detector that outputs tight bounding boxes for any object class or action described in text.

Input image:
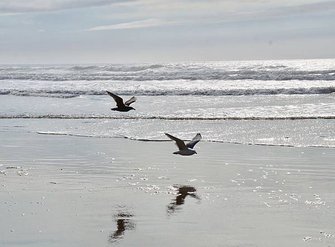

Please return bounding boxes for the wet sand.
[1,130,335,247]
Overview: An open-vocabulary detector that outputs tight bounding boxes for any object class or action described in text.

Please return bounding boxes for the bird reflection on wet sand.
[109,212,135,243]
[167,185,201,215]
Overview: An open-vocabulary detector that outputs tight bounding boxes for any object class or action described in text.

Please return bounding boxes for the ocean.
[0,58,334,148]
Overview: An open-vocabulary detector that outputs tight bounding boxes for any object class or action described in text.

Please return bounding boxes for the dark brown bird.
[106,91,136,112]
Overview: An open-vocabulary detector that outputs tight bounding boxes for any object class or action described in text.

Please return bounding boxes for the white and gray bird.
[165,133,202,156]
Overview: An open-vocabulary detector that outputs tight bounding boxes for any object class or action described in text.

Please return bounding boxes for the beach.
[0,59,334,246]
[1,128,335,247]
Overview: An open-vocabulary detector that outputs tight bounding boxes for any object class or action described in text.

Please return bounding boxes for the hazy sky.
[0,0,334,64]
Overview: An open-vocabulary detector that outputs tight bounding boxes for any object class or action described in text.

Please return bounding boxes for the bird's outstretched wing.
[186,133,202,149]
[106,91,124,107]
[165,133,187,151]
[124,96,136,106]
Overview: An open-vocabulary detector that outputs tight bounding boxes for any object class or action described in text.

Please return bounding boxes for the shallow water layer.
[1,94,335,119]
[0,131,334,247]
[0,94,334,148]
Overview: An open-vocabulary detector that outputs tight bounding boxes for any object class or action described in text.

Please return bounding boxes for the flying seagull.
[165,133,202,156]
[106,91,136,112]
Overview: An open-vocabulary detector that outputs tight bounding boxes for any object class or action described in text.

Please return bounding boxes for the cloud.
[86,18,168,31]
[247,0,335,19]
[1,0,333,18]
[91,0,335,31]
[0,12,19,16]
[0,0,132,13]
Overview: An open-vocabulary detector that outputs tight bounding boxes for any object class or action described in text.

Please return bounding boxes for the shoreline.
[36,131,335,149]
[1,117,334,149]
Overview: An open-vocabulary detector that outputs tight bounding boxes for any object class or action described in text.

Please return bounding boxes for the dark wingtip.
[165,133,173,139]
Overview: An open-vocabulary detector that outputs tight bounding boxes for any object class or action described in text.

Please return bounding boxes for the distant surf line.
[1,115,335,120]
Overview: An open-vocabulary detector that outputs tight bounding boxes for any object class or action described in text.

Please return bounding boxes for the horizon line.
[0,57,334,66]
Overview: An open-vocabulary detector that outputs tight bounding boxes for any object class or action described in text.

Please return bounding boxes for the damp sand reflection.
[167,185,201,215]
[109,212,135,244]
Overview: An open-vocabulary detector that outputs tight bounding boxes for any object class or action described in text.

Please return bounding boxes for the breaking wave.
[0,61,335,81]
[1,87,334,98]
[1,114,334,120]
